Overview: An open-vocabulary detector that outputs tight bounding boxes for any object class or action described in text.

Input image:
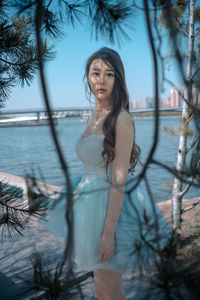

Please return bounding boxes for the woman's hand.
[99,231,115,263]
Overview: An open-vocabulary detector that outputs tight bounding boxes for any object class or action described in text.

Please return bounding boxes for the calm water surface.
[0,117,198,202]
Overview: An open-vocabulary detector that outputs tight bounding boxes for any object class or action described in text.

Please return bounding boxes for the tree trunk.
[172,0,194,230]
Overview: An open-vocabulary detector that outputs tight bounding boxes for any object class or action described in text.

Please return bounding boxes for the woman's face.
[88,59,115,104]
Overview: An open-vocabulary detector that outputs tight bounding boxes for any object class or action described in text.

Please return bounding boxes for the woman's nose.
[99,74,105,84]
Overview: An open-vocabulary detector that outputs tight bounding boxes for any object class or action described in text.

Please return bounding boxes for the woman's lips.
[97,88,106,93]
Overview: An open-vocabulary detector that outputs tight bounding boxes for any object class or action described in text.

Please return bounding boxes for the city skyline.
[131,86,200,109]
[3,84,199,112]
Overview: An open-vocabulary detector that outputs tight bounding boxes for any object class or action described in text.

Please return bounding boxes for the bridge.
[0,106,182,120]
[0,106,182,127]
[0,107,92,120]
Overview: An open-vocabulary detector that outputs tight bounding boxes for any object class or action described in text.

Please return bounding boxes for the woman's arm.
[99,110,134,263]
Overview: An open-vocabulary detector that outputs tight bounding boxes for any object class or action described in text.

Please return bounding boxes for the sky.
[3,7,183,111]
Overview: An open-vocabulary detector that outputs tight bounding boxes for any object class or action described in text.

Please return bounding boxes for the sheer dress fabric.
[39,110,171,272]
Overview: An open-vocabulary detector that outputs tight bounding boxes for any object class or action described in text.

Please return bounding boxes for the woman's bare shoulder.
[117,109,133,128]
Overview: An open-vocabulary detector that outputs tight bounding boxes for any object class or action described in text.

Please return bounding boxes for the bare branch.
[180,156,200,197]
[162,0,187,87]
[180,176,195,198]
[181,197,200,213]
[128,0,160,192]
[187,112,195,122]
[151,158,200,189]
[194,27,200,37]
[153,2,166,99]
[186,132,200,153]
[191,65,200,79]
[174,15,189,36]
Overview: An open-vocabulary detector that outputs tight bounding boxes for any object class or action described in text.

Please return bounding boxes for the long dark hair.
[84,47,140,175]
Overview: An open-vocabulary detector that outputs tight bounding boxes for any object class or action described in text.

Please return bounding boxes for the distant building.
[161,96,170,108]
[169,87,183,107]
[133,96,155,109]
[169,86,200,107]
[130,85,200,110]
[129,101,136,109]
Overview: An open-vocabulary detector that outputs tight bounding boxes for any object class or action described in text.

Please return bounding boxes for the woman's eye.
[107,73,114,77]
[93,72,99,76]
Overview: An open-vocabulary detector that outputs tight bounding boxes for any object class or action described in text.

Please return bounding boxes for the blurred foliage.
[21,252,87,300]
[156,0,200,90]
[164,180,173,188]
[10,0,135,44]
[162,123,193,138]
[0,1,55,106]
[162,124,179,137]
[180,122,193,137]
[0,178,48,241]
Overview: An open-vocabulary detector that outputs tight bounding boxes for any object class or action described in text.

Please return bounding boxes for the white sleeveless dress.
[54,133,172,272]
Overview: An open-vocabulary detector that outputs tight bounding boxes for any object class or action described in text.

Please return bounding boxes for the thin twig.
[35,0,73,275]
[191,65,200,79]
[180,156,200,197]
[194,27,200,37]
[181,197,200,213]
[186,132,200,153]
[151,158,200,189]
[174,15,189,37]
[128,0,160,194]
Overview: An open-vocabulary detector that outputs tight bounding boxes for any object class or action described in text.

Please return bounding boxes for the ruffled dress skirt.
[39,134,172,273]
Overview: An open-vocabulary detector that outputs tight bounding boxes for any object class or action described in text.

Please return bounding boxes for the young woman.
[68,47,170,299]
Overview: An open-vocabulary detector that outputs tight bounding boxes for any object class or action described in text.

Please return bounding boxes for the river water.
[0,117,198,202]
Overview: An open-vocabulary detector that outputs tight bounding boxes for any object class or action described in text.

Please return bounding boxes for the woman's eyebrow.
[92,66,114,72]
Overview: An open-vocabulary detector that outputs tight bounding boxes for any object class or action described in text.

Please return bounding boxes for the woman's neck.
[95,99,112,110]
[95,105,112,111]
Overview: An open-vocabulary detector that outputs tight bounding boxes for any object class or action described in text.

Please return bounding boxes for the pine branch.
[150,250,200,299]
[59,0,85,26]
[47,0,54,9]
[0,14,55,102]
[89,0,135,45]
[0,76,14,100]
[0,179,48,241]
[0,57,39,67]
[10,0,37,16]
[17,252,92,299]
